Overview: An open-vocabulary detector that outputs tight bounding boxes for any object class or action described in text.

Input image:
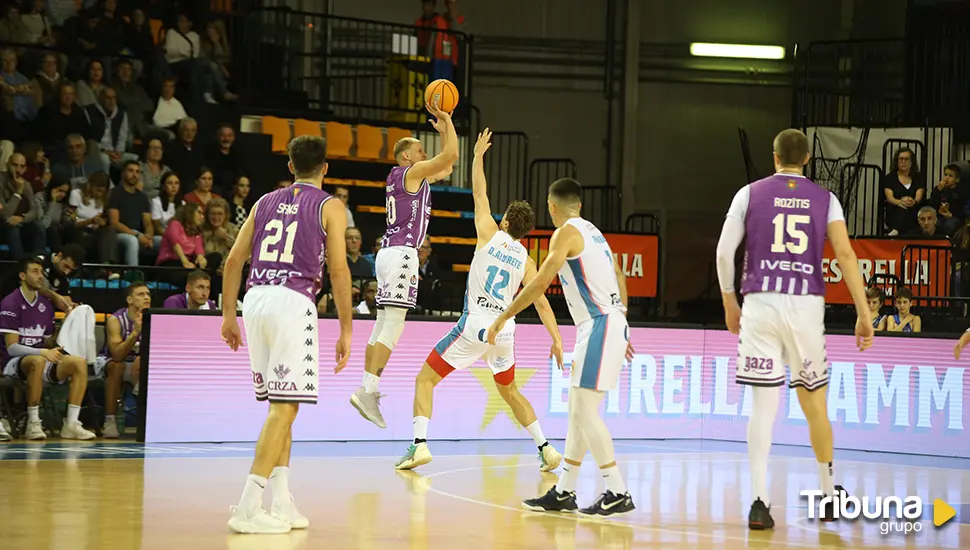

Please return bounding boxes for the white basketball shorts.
[94,356,139,385]
[736,292,829,391]
[427,314,516,377]
[571,311,629,392]
[243,285,320,404]
[375,245,420,309]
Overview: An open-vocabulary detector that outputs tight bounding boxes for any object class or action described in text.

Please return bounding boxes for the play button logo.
[933,499,956,527]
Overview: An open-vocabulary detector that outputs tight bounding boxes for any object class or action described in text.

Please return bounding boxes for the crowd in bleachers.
[881,148,967,241]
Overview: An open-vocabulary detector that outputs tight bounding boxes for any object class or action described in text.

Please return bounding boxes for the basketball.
[425,79,459,113]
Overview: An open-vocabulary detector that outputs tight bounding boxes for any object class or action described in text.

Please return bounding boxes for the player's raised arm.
[404,101,458,189]
[522,257,564,368]
[220,204,257,350]
[715,187,749,335]
[826,216,874,351]
[322,197,353,372]
[472,128,498,247]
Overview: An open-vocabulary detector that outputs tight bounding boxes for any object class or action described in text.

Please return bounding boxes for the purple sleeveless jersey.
[101,307,140,362]
[740,174,831,296]
[246,183,332,299]
[382,165,431,249]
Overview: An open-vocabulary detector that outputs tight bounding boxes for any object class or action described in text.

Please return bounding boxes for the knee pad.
[369,307,407,349]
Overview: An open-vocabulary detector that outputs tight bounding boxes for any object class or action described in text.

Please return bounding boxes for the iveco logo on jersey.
[251,268,304,280]
[761,259,815,274]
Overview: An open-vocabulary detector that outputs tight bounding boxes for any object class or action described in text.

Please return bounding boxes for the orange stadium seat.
[355,125,384,161]
[385,127,413,161]
[293,118,322,138]
[150,18,165,45]
[326,122,353,158]
[261,116,291,153]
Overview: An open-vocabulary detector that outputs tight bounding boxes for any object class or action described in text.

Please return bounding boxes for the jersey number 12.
[484,266,510,300]
[258,220,298,263]
[770,213,809,254]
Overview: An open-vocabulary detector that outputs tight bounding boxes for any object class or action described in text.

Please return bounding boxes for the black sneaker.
[748,498,775,530]
[820,485,848,522]
[522,487,578,513]
[578,491,635,517]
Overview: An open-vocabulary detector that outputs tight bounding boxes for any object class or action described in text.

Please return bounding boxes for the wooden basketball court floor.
[0,439,967,550]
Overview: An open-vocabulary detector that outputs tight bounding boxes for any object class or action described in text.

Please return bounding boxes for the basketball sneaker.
[271,495,309,529]
[60,420,96,440]
[0,419,11,441]
[395,442,432,470]
[579,491,635,517]
[538,443,562,472]
[25,419,46,440]
[748,498,775,530]
[102,421,120,439]
[227,505,292,534]
[820,485,848,522]
[350,387,386,428]
[522,487,578,513]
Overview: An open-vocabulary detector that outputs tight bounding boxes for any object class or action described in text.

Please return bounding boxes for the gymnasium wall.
[142,313,969,458]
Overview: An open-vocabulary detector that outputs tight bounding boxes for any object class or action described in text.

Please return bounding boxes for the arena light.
[689,43,786,60]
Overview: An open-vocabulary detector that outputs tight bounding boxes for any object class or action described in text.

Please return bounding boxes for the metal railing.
[899,244,953,300]
[527,158,578,229]
[840,163,885,237]
[481,131,529,216]
[625,213,660,235]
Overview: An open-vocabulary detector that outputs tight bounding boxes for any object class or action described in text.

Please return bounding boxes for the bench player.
[351,99,458,428]
[221,135,354,534]
[394,129,564,472]
[487,178,636,517]
[715,128,873,529]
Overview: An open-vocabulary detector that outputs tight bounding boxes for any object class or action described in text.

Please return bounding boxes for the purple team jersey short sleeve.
[382,166,432,249]
[246,183,331,300]
[0,289,55,363]
[740,174,831,296]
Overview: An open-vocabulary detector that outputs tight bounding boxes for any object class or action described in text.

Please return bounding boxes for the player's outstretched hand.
[474,128,492,157]
[549,340,564,370]
[954,331,970,360]
[486,318,506,345]
[854,316,874,352]
[334,332,352,373]
[221,317,242,351]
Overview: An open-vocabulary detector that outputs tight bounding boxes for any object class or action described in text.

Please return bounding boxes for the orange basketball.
[425,79,459,113]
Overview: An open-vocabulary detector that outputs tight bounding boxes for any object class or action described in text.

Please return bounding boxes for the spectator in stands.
[151,172,183,234]
[165,118,204,186]
[156,202,212,269]
[87,85,137,172]
[31,53,63,108]
[19,141,51,193]
[867,286,887,331]
[36,243,85,312]
[51,133,104,189]
[151,78,187,134]
[908,206,948,238]
[67,171,114,263]
[1,48,38,143]
[228,175,250,226]
[75,59,105,107]
[114,59,154,138]
[355,280,378,316]
[35,83,92,156]
[99,281,149,438]
[34,179,72,252]
[162,13,215,104]
[19,1,56,50]
[346,227,374,278]
[123,9,156,82]
[928,163,966,235]
[362,235,380,264]
[139,138,171,199]
[1,153,45,258]
[163,269,216,310]
[71,9,120,80]
[886,287,921,332]
[206,123,242,195]
[0,258,95,440]
[418,236,438,280]
[45,0,77,28]
[882,147,924,236]
[183,166,220,206]
[333,185,355,228]
[415,0,464,83]
[200,20,237,102]
[0,7,33,53]
[108,160,156,265]
[201,197,235,274]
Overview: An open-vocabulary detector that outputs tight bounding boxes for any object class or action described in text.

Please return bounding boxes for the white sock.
[413,416,429,442]
[524,421,547,448]
[239,474,267,515]
[269,467,290,507]
[601,464,626,494]
[66,404,80,424]
[818,461,835,496]
[363,372,380,394]
[27,406,39,423]
[748,387,779,507]
[555,463,580,493]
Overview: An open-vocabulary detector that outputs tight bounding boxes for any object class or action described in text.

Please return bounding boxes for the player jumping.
[394,129,564,472]
[221,136,354,534]
[715,128,873,530]
[488,177,636,517]
[351,99,458,428]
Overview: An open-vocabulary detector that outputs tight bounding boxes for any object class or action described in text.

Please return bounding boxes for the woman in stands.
[66,172,115,263]
[183,166,220,206]
[139,138,172,199]
[201,197,236,275]
[200,20,238,102]
[75,59,105,108]
[33,179,72,252]
[156,202,216,270]
[151,172,183,235]
[228,175,251,226]
[882,147,925,236]
[886,287,922,333]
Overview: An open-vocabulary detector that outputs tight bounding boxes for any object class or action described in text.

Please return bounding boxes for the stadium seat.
[355,125,384,161]
[293,118,322,139]
[326,122,353,158]
[261,116,291,153]
[386,128,413,161]
[150,18,165,45]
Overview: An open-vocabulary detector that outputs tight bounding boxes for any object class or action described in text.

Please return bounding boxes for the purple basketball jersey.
[382,165,431,249]
[246,183,332,299]
[0,288,55,364]
[740,174,831,296]
[100,307,140,362]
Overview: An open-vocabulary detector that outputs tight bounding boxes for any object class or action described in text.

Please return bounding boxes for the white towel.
[56,304,97,364]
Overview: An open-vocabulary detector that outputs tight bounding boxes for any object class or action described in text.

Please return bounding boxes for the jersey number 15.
[771,213,809,255]
[258,220,299,263]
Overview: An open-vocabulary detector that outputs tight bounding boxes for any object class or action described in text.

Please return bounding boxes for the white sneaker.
[0,419,11,441]
[271,495,309,529]
[204,92,218,104]
[25,419,46,440]
[102,422,120,439]
[227,505,292,534]
[60,420,96,440]
[350,387,386,428]
[539,444,563,472]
